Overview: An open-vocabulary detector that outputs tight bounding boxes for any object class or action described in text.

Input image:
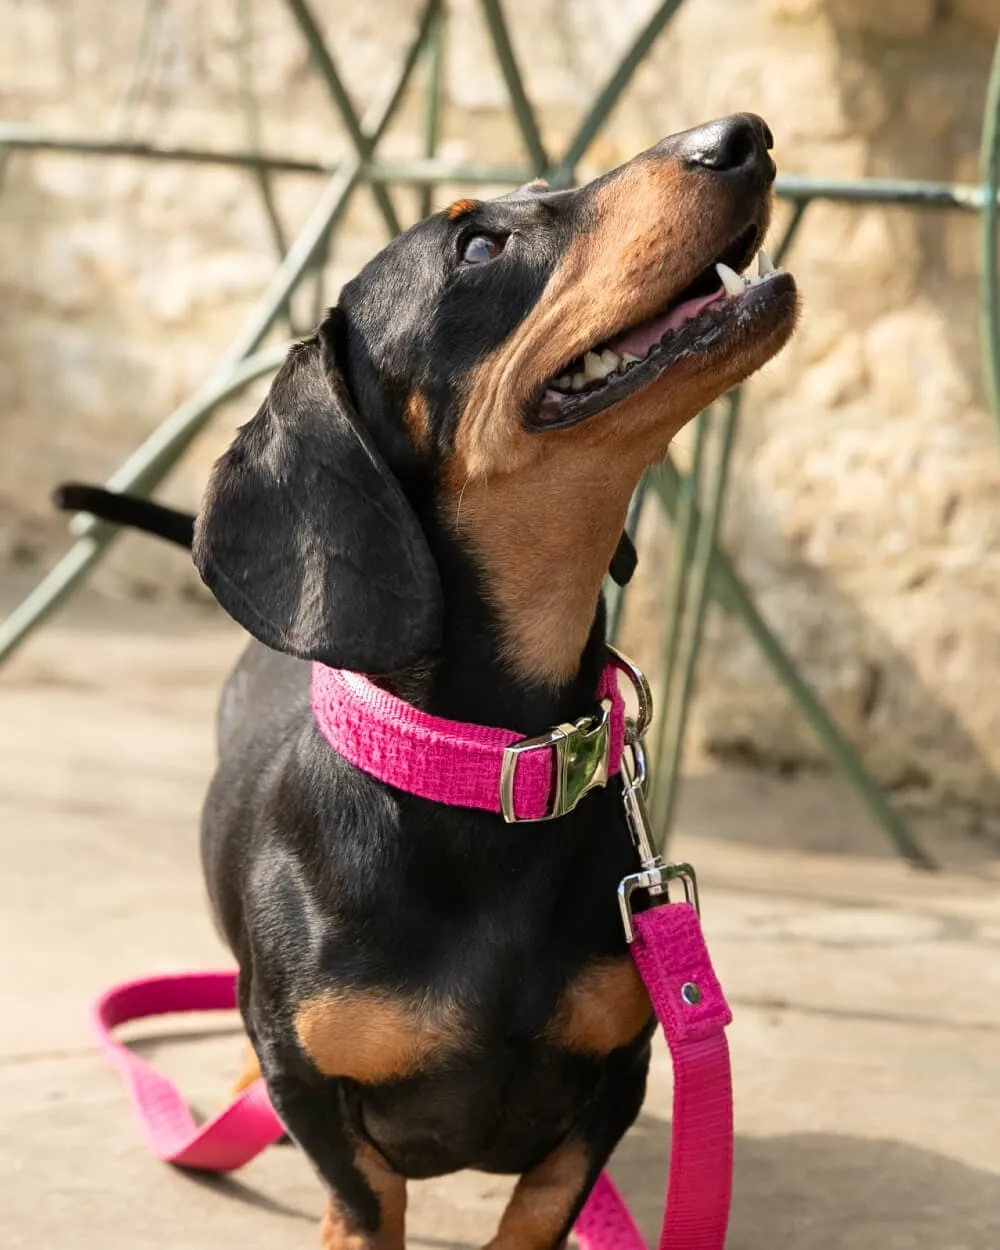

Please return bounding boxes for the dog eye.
[461,234,506,265]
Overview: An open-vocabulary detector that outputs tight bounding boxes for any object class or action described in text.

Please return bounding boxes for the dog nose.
[676,113,774,180]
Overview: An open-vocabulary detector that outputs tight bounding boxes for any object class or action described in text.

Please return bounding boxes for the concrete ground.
[2,591,999,1249]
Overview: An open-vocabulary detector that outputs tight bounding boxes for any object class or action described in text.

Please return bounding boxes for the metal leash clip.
[611,648,701,942]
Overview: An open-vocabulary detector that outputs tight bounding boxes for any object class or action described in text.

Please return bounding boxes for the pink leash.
[92,901,732,1249]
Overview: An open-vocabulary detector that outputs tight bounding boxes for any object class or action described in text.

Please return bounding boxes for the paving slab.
[1,602,998,1248]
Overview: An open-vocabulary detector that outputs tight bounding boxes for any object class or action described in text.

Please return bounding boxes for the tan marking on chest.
[484,1138,589,1250]
[547,957,653,1056]
[294,990,468,1083]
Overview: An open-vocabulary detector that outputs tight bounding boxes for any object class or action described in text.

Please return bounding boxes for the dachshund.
[55,113,797,1249]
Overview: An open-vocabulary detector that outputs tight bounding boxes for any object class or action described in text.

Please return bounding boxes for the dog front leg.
[485,1040,651,1250]
[266,1071,406,1250]
[483,1137,589,1250]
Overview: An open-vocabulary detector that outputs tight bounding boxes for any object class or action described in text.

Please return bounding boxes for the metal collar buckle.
[499,698,613,823]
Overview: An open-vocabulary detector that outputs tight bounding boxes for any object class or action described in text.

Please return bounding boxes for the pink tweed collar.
[310,659,628,822]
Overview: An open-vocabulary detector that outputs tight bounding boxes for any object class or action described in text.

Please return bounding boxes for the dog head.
[194,114,798,684]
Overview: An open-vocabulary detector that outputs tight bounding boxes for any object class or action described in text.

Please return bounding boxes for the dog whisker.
[455,473,473,525]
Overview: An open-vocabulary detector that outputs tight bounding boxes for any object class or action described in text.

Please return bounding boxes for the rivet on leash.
[681,982,702,1006]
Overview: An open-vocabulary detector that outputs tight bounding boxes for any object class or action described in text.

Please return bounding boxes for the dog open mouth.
[529,228,796,431]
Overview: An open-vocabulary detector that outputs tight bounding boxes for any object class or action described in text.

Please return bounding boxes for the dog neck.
[384,451,642,735]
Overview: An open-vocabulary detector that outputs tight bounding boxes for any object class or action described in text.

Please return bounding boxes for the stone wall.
[3,0,1000,806]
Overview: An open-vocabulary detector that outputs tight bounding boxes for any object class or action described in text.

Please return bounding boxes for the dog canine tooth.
[715,262,744,297]
[757,248,776,276]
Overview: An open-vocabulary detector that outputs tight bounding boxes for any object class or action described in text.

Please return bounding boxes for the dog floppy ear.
[193,333,443,674]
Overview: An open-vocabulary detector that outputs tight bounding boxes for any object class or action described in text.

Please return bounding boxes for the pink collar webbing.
[310,660,628,821]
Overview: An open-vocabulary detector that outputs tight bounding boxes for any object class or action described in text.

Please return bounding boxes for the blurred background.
[4,0,1000,833]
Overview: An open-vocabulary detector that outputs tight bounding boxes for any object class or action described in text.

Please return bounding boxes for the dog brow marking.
[295,990,467,1083]
[446,197,481,221]
[321,1142,407,1250]
[546,958,652,1055]
[485,1139,590,1250]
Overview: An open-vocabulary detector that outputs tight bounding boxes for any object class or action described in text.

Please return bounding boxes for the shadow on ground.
[613,1111,1000,1250]
[168,1107,1000,1249]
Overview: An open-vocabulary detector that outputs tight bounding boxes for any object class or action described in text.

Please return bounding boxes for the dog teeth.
[548,247,784,400]
[583,350,615,381]
[717,251,782,297]
[715,262,745,297]
[546,341,660,395]
[743,250,780,288]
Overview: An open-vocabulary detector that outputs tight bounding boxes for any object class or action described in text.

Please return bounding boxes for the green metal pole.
[114,0,165,137]
[478,0,549,173]
[283,0,410,237]
[774,200,808,265]
[4,122,997,210]
[236,0,290,263]
[550,0,688,185]
[0,125,537,188]
[365,159,531,185]
[420,6,445,219]
[979,36,1000,429]
[651,410,709,805]
[775,172,984,210]
[653,391,741,840]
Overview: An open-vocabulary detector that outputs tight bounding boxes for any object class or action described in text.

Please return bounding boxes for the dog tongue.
[609,289,725,359]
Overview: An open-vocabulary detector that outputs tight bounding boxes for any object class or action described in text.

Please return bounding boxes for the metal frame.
[4,0,1000,870]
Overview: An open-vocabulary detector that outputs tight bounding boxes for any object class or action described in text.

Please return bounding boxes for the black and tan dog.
[57,114,797,1249]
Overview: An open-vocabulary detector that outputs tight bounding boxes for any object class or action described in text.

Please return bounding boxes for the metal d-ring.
[606,644,653,744]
